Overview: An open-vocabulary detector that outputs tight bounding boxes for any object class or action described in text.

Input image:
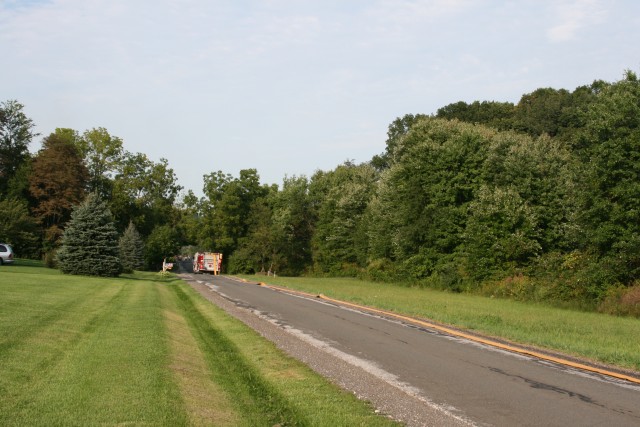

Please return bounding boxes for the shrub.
[336,263,361,277]
[431,256,466,292]
[599,284,640,317]
[620,286,640,317]
[481,274,538,301]
[364,258,399,282]
[43,249,57,269]
[399,254,433,280]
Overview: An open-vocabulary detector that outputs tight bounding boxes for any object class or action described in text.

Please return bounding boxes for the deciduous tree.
[464,186,541,280]
[436,100,515,131]
[0,198,39,258]
[270,175,314,275]
[229,197,277,274]
[311,162,377,274]
[577,70,640,287]
[377,118,493,279]
[29,132,88,246]
[145,224,179,270]
[77,127,123,199]
[0,100,38,197]
[201,169,268,257]
[371,114,428,170]
[110,152,182,234]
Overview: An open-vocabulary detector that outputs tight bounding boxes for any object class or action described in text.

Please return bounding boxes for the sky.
[1,0,639,197]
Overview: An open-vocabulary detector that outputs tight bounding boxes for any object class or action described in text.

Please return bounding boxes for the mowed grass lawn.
[0,263,399,427]
[239,275,640,373]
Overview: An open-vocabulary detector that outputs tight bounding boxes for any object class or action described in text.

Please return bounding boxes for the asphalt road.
[183,271,640,426]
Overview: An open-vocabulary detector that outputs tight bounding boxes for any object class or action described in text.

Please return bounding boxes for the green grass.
[238,275,640,372]
[0,262,399,426]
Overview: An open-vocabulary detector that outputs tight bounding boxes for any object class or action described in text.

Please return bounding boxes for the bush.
[364,258,399,282]
[43,249,57,269]
[598,284,640,317]
[431,261,464,292]
[335,263,361,277]
[620,286,640,317]
[480,274,539,301]
[527,251,619,304]
[399,254,433,280]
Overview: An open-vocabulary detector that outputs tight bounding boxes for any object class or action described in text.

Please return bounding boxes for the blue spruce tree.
[57,193,122,276]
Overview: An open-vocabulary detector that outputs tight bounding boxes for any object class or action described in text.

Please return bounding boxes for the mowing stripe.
[242,279,640,385]
[158,285,241,426]
[170,284,309,426]
[10,281,188,426]
[0,281,116,357]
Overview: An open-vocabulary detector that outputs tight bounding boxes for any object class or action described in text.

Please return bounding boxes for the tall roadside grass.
[1,262,400,426]
[239,275,640,372]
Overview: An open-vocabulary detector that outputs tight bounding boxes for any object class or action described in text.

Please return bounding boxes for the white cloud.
[356,0,474,46]
[546,0,607,42]
[367,0,472,24]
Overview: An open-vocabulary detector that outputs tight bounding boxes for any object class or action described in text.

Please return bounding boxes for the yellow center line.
[248,280,640,385]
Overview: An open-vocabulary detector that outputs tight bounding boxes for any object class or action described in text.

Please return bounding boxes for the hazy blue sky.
[2,0,638,196]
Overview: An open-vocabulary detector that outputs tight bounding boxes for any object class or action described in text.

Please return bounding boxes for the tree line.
[2,70,639,315]
[0,111,181,270]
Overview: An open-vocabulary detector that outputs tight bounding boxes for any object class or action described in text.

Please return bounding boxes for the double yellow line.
[248,280,640,385]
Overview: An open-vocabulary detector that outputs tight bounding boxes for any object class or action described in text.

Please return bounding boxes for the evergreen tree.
[57,194,122,277]
[119,221,144,273]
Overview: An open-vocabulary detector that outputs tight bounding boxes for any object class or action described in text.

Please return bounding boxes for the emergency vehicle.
[193,252,223,275]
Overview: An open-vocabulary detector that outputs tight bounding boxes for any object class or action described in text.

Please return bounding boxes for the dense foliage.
[0,198,39,257]
[0,100,38,198]
[29,130,89,248]
[2,70,640,314]
[144,224,180,270]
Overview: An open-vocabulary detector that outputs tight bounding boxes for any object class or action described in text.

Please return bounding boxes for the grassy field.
[0,262,399,426]
[238,275,640,373]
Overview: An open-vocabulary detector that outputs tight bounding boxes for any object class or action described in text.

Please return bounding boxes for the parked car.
[0,243,15,265]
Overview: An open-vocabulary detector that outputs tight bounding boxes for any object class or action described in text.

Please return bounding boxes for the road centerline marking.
[235,278,640,386]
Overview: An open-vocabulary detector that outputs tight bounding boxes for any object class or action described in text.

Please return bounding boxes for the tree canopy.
[0,100,38,197]
[5,68,640,314]
[29,131,89,246]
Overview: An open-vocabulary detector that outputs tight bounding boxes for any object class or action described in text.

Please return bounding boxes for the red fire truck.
[193,252,223,275]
